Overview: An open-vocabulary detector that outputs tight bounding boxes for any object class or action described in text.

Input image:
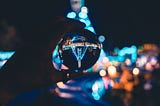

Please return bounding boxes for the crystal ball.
[58,29,102,71]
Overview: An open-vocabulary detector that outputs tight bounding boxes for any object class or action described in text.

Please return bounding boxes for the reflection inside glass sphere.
[58,29,102,71]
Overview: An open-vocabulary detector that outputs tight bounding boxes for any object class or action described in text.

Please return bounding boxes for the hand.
[0,16,85,104]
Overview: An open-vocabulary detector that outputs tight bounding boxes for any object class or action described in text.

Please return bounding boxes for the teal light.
[67,12,77,19]
[131,45,137,51]
[85,19,91,26]
[0,51,15,60]
[91,79,106,101]
[86,26,95,33]
[98,35,105,43]
[79,19,91,27]
[92,92,101,100]
[118,50,125,56]
[78,12,88,19]
[79,19,86,23]
[118,56,125,62]
[52,45,59,58]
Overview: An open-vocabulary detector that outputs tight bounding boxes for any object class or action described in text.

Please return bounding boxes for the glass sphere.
[58,29,102,71]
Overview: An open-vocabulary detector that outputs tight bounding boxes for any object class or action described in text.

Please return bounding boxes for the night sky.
[1,0,160,49]
[86,0,160,49]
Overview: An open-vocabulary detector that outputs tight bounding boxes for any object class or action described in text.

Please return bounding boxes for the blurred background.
[0,0,160,106]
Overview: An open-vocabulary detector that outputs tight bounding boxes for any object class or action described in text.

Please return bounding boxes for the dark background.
[86,0,160,49]
[1,0,160,50]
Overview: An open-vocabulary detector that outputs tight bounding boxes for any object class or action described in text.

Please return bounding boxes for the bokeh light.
[132,67,140,75]
[99,69,107,77]
[107,65,117,77]
[67,12,77,19]
[81,6,88,13]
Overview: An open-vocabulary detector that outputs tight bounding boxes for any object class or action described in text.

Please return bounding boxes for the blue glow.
[108,56,117,61]
[74,70,79,72]
[85,19,91,26]
[98,35,105,43]
[118,46,137,56]
[54,58,61,64]
[78,12,88,19]
[71,46,88,68]
[52,46,59,58]
[79,19,86,23]
[86,27,95,33]
[79,19,91,27]
[123,47,128,52]
[118,56,125,62]
[91,79,106,101]
[0,51,15,60]
[92,92,101,100]
[116,45,138,63]
[125,48,131,54]
[131,45,137,51]
[67,12,77,19]
[118,50,125,56]
[131,53,137,62]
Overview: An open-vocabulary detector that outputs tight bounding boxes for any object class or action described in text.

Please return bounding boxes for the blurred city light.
[107,65,117,77]
[67,0,96,34]
[81,6,88,13]
[143,82,152,91]
[67,12,77,19]
[78,12,88,19]
[125,58,131,66]
[0,1,160,105]
[0,51,15,60]
[99,69,107,77]
[98,35,105,43]
[92,92,101,100]
[92,79,105,100]
[132,67,140,75]
[102,57,109,64]
[102,76,114,90]
[140,56,148,65]
[92,82,99,92]
[54,88,75,98]
[149,56,157,65]
[0,51,15,68]
[145,62,153,71]
[79,19,91,26]
[56,81,68,89]
[86,26,95,33]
